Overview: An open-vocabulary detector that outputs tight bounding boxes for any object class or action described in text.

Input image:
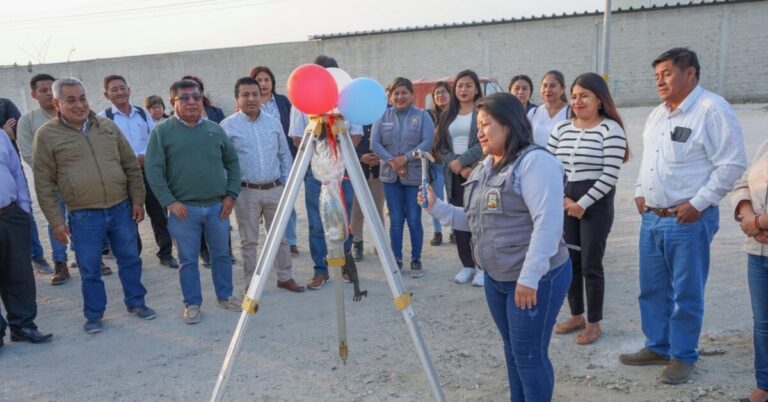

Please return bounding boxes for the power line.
[5,0,286,31]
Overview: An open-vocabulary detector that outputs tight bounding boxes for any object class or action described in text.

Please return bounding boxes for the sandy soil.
[2,104,766,402]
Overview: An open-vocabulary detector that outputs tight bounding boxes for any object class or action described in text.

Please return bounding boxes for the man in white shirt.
[620,48,747,384]
[288,55,362,290]
[98,75,178,268]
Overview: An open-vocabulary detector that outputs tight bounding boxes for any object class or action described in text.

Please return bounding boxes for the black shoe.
[397,260,403,270]
[353,241,363,262]
[290,245,299,256]
[410,261,424,278]
[430,233,443,246]
[10,327,53,343]
[160,257,180,269]
[449,233,455,244]
[0,336,4,349]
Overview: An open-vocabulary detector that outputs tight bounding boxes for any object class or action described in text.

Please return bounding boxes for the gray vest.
[463,146,569,282]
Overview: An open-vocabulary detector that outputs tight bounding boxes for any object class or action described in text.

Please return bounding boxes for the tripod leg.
[336,131,446,402]
[210,129,315,402]
[327,246,349,363]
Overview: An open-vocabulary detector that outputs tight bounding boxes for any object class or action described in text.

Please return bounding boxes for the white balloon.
[326,67,352,93]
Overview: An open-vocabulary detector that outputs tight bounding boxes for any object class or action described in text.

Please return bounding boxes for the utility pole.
[599,0,612,81]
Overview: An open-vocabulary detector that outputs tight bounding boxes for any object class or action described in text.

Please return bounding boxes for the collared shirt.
[635,85,747,210]
[60,115,91,134]
[97,105,154,156]
[220,111,292,184]
[0,129,31,213]
[260,95,280,120]
[17,107,55,167]
[174,114,205,128]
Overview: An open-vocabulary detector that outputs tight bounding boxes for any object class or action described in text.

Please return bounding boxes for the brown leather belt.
[241,180,281,190]
[0,201,17,215]
[646,207,675,217]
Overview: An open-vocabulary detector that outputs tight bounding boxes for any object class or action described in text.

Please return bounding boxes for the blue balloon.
[337,78,387,125]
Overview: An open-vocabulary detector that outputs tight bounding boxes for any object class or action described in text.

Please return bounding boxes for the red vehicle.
[412,77,504,109]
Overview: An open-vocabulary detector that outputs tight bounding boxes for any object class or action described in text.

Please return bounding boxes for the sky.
[2,0,607,66]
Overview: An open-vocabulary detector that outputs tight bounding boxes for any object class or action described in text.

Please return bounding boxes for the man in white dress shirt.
[98,74,178,269]
[619,48,747,384]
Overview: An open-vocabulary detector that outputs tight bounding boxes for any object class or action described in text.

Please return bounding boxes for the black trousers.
[0,204,38,334]
[141,171,173,260]
[563,180,615,323]
[449,173,476,269]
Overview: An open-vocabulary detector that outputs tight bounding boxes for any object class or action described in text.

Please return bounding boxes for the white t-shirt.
[527,104,569,147]
[449,113,472,155]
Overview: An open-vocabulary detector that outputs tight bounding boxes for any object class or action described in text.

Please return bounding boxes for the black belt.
[241,180,281,190]
[646,207,675,217]
[0,201,17,215]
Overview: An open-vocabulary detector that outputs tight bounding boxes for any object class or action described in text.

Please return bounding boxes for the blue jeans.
[429,163,445,233]
[285,208,298,247]
[748,254,768,390]
[68,199,147,320]
[304,171,353,276]
[484,260,571,402]
[382,179,423,262]
[167,202,233,306]
[30,196,68,261]
[638,207,719,364]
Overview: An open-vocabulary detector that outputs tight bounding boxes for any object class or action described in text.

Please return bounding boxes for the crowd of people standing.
[0,46,764,401]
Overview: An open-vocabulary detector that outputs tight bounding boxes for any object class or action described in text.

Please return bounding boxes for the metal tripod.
[210,114,446,402]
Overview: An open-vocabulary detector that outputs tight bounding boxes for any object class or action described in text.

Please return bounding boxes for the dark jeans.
[69,199,147,320]
[382,179,423,262]
[484,260,571,402]
[0,204,38,334]
[563,180,614,323]
[449,173,475,268]
[748,254,768,390]
[141,171,173,260]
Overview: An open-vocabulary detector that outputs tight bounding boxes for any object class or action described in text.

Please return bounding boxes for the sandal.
[575,325,602,345]
[554,316,587,334]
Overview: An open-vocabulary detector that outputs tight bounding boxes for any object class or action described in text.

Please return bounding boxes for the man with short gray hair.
[33,78,156,334]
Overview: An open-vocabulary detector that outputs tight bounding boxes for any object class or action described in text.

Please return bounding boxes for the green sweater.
[145,117,240,207]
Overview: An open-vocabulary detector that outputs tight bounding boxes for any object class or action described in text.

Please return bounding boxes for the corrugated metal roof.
[309,0,757,40]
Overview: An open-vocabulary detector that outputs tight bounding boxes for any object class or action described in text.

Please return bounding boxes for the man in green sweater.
[145,79,241,324]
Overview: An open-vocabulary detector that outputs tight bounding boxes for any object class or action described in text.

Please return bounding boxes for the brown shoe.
[101,263,112,276]
[306,274,329,290]
[51,262,70,286]
[277,279,305,293]
[619,348,670,366]
[554,315,587,335]
[660,360,695,384]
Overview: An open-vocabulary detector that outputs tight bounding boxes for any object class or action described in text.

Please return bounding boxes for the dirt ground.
[1,104,766,402]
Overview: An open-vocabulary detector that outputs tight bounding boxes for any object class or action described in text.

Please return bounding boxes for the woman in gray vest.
[422,92,571,402]
[371,77,434,277]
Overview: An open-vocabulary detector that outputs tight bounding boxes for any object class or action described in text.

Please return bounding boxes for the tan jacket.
[731,139,768,256]
[33,111,145,227]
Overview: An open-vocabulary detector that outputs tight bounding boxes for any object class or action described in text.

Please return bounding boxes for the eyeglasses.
[173,93,202,102]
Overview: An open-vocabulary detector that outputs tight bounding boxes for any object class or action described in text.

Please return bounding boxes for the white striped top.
[547,118,627,209]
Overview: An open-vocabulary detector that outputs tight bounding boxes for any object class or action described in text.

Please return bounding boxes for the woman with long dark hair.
[527,70,569,147]
[423,92,571,401]
[434,70,484,286]
[371,77,434,276]
[548,72,628,345]
[428,81,451,246]
[509,74,537,112]
[249,65,300,256]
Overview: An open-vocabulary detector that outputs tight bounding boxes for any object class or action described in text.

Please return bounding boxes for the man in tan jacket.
[33,78,156,334]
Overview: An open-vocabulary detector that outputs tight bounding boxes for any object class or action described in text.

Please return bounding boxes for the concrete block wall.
[1,1,766,115]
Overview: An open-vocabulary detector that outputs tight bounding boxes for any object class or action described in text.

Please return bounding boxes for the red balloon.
[286,64,339,115]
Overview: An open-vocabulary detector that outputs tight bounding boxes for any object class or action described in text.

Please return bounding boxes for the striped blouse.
[547,118,627,209]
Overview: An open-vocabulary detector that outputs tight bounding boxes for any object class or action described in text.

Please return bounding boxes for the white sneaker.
[472,269,485,287]
[454,267,475,284]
